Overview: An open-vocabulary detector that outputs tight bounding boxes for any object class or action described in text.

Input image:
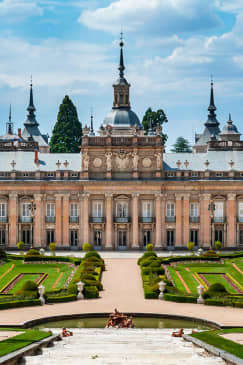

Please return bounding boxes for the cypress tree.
[171,137,192,153]
[50,95,82,153]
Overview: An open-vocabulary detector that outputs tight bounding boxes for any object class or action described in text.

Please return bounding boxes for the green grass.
[0,328,51,357]
[191,328,243,360]
[0,260,73,294]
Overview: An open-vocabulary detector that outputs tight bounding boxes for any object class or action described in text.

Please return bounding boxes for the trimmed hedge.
[23,255,81,265]
[84,285,99,298]
[163,293,197,303]
[46,294,77,303]
[0,299,41,309]
[205,298,227,306]
[144,290,159,299]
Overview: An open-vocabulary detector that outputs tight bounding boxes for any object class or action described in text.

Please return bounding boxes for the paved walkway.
[1,258,243,327]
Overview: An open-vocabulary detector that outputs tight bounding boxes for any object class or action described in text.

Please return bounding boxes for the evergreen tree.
[50,95,82,153]
[142,107,168,143]
[171,136,192,153]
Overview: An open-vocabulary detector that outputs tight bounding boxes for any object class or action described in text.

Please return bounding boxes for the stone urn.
[197,248,203,256]
[197,284,205,304]
[77,281,84,300]
[40,248,45,256]
[158,281,166,300]
[38,285,45,305]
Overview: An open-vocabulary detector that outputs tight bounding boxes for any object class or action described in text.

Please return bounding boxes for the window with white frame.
[142,201,152,217]
[70,203,78,217]
[22,203,30,217]
[166,203,175,217]
[46,203,55,217]
[116,202,128,217]
[190,203,199,217]
[239,202,243,219]
[93,201,103,217]
[214,201,224,218]
[0,203,6,217]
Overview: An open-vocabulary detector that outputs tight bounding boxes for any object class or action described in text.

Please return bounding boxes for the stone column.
[227,193,236,247]
[63,194,70,247]
[55,194,62,247]
[79,194,83,247]
[202,193,211,247]
[34,194,42,247]
[183,194,190,246]
[175,194,182,246]
[9,193,18,247]
[155,193,162,248]
[105,193,113,248]
[83,193,90,244]
[132,193,139,248]
[161,196,166,247]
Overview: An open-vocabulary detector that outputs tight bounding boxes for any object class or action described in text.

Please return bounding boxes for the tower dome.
[220,114,241,141]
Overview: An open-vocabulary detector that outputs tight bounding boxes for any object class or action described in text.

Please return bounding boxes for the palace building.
[1,39,243,251]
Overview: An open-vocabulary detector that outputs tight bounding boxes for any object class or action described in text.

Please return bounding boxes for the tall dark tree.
[171,137,192,153]
[142,107,168,143]
[50,95,82,153]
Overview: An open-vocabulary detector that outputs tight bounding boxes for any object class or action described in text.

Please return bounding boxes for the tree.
[50,95,82,153]
[215,240,222,251]
[17,241,24,254]
[171,137,192,153]
[142,107,168,143]
[49,242,56,256]
[187,241,195,253]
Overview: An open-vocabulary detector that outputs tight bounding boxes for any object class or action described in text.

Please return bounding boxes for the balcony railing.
[19,216,33,223]
[189,216,200,223]
[213,216,226,223]
[139,217,155,223]
[237,216,243,223]
[0,217,8,223]
[165,216,176,223]
[114,216,131,223]
[69,216,79,223]
[45,216,56,223]
[89,217,105,223]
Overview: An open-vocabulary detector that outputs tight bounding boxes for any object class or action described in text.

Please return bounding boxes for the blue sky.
[0,0,243,149]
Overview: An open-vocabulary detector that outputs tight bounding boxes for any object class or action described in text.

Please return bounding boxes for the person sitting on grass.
[172,328,184,337]
[62,328,73,337]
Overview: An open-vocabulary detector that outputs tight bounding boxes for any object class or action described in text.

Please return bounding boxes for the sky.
[0,0,243,150]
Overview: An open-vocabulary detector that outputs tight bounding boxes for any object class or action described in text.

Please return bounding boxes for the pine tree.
[171,137,192,153]
[142,107,168,143]
[50,95,82,153]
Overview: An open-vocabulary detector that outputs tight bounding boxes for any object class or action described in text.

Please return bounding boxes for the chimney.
[18,128,22,138]
[34,150,38,163]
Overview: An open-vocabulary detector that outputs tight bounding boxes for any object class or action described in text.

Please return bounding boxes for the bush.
[203,283,228,299]
[49,242,56,255]
[144,290,158,299]
[187,241,194,252]
[146,244,154,252]
[80,273,96,281]
[82,279,103,291]
[0,299,41,309]
[203,249,218,257]
[17,241,24,252]
[205,298,227,306]
[137,252,157,265]
[163,293,197,303]
[83,243,92,252]
[215,241,222,251]
[0,248,6,259]
[46,294,76,303]
[68,284,78,295]
[140,256,159,267]
[85,251,101,259]
[26,249,40,256]
[22,280,38,292]
[141,267,164,275]
[84,285,99,298]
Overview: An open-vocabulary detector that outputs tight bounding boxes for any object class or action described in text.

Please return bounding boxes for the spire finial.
[118,32,125,78]
[9,104,11,123]
[7,104,13,134]
[208,76,216,116]
[89,107,95,136]
[25,76,38,125]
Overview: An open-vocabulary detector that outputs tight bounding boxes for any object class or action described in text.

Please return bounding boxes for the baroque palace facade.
[1,40,243,251]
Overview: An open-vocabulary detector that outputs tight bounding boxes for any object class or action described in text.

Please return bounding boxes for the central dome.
[102,108,141,128]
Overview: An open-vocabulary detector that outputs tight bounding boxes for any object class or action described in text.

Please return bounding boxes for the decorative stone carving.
[115,151,130,169]
[77,281,84,300]
[105,152,113,171]
[155,153,162,169]
[142,157,152,168]
[158,281,166,300]
[132,152,139,170]
[93,158,102,168]
[82,152,89,171]
[38,285,45,305]
[197,284,205,304]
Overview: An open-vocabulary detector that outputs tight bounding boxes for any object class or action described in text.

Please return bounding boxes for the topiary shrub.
[85,251,101,259]
[146,244,154,252]
[22,280,38,291]
[84,285,99,298]
[26,249,40,256]
[68,284,78,295]
[202,249,218,257]
[49,242,56,256]
[215,241,222,251]
[17,241,24,254]
[187,241,194,252]
[137,251,157,265]
[16,280,38,299]
[203,282,228,299]
[0,248,6,259]
[83,243,92,252]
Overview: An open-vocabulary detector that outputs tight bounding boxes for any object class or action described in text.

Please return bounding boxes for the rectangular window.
[70,203,78,217]
[166,230,174,246]
[0,203,6,217]
[22,203,30,217]
[70,230,78,246]
[93,202,103,217]
[166,203,175,217]
[239,230,243,245]
[142,201,152,218]
[214,201,224,218]
[94,230,102,247]
[48,172,54,177]
[239,202,243,218]
[46,230,55,245]
[46,203,55,217]
[0,230,6,245]
[143,230,152,247]
[190,230,199,245]
[116,202,128,218]
[190,203,199,217]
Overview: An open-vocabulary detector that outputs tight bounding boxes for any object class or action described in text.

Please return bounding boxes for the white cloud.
[217,0,243,13]
[0,0,43,20]
[79,0,220,34]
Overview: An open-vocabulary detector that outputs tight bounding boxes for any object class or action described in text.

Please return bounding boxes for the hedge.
[144,290,159,299]
[84,285,99,298]
[163,293,197,303]
[23,256,81,265]
[204,298,227,306]
[46,294,77,303]
[0,299,41,309]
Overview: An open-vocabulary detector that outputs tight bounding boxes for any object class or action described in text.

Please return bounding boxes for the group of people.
[62,327,73,337]
[106,309,135,328]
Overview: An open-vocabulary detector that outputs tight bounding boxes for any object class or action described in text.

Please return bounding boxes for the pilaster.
[183,194,190,246]
[105,193,113,248]
[63,194,70,246]
[9,193,18,247]
[55,194,62,246]
[83,193,90,244]
[132,193,139,248]
[227,193,236,247]
[155,193,162,248]
[175,194,182,246]
[34,194,42,247]
[202,193,211,247]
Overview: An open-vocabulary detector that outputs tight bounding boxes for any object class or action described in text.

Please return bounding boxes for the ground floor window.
[0,229,6,245]
[94,230,102,247]
[22,229,31,245]
[143,230,152,247]
[70,230,78,246]
[239,230,243,245]
[214,229,224,245]
[46,230,55,245]
[190,230,198,246]
[118,230,127,248]
[166,230,174,247]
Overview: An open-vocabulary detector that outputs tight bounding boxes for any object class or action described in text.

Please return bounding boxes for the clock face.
[93,158,102,168]
[142,157,152,168]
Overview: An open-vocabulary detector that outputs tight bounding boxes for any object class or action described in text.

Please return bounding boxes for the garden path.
[1,258,243,327]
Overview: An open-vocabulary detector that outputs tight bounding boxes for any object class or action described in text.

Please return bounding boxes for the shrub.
[146,244,154,252]
[26,249,40,256]
[0,299,41,309]
[144,290,158,299]
[85,251,101,259]
[82,279,103,291]
[187,241,194,252]
[140,256,158,267]
[68,284,78,295]
[49,242,56,256]
[46,294,76,303]
[83,243,92,252]
[137,252,157,265]
[215,241,222,251]
[0,248,6,259]
[142,267,164,275]
[203,283,228,299]
[80,273,96,281]
[17,241,24,253]
[84,285,99,298]
[22,280,38,292]
[203,249,218,257]
[163,293,197,303]
[205,298,227,306]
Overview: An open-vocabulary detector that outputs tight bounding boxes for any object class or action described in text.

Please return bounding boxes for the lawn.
[167,258,243,295]
[0,328,51,357]
[0,260,73,294]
